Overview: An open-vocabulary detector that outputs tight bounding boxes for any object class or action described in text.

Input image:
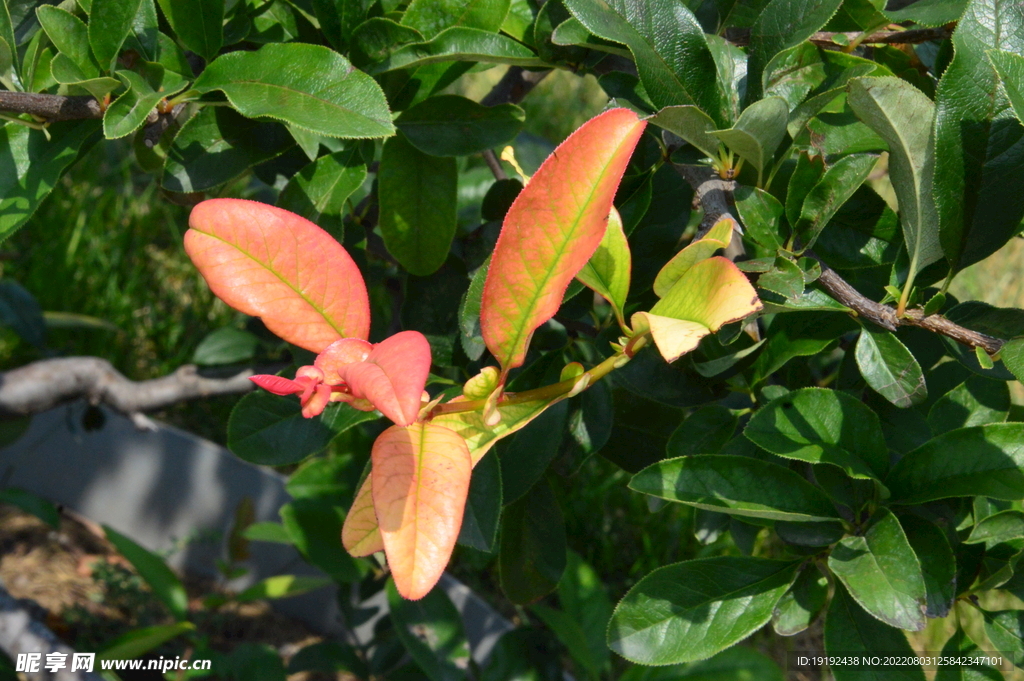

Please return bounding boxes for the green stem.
[896,259,918,317]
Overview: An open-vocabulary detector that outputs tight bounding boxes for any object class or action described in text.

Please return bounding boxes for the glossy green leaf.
[192,327,258,365]
[848,77,943,285]
[564,0,725,123]
[163,107,294,192]
[97,622,194,661]
[499,399,568,505]
[104,526,189,620]
[0,0,16,83]
[277,148,367,237]
[934,629,1003,681]
[378,134,457,276]
[933,0,1024,272]
[89,0,143,68]
[104,66,187,139]
[242,522,292,544]
[50,54,121,100]
[457,447,502,552]
[758,256,804,300]
[734,185,784,250]
[631,454,841,522]
[746,0,845,102]
[899,515,956,619]
[990,49,1024,127]
[367,26,542,73]
[396,94,524,157]
[647,105,720,158]
[751,312,855,381]
[280,498,363,582]
[0,488,59,528]
[944,302,1024,380]
[967,510,1024,546]
[311,0,366,52]
[36,6,98,78]
[928,375,1010,436]
[402,0,511,38]
[156,0,223,60]
[0,120,100,243]
[653,218,735,298]
[500,478,566,604]
[856,324,927,408]
[228,392,378,466]
[666,405,736,457]
[608,557,799,665]
[387,580,470,681]
[711,97,788,174]
[828,509,927,630]
[883,0,968,25]
[236,575,331,602]
[558,551,613,679]
[1003,337,1024,382]
[772,566,828,636]
[287,640,367,677]
[744,388,888,480]
[576,207,631,326]
[885,423,1024,504]
[532,604,602,680]
[824,584,925,681]
[983,609,1024,668]
[193,43,394,139]
[795,153,877,248]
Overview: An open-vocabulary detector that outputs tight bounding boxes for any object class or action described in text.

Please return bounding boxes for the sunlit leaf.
[653,218,734,298]
[341,476,384,557]
[576,207,631,326]
[337,331,432,427]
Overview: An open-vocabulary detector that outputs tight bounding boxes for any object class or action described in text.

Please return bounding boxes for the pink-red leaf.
[339,331,431,426]
[250,374,303,396]
[185,199,370,353]
[481,109,646,375]
[372,423,471,600]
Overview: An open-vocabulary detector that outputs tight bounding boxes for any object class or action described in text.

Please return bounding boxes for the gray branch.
[0,92,101,121]
[0,358,258,418]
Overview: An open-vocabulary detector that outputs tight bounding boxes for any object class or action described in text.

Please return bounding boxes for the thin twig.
[482,149,507,181]
[724,25,954,48]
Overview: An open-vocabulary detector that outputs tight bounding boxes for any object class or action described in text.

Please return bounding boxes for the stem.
[896,257,918,317]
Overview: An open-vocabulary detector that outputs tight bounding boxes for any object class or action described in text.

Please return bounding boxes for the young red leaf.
[249,374,303,396]
[339,331,431,427]
[481,108,646,376]
[314,338,372,384]
[185,199,370,353]
[342,476,384,557]
[372,423,472,600]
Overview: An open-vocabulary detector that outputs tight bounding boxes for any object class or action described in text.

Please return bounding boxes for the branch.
[724,25,954,48]
[0,91,102,121]
[0,357,259,418]
[480,66,551,182]
[674,163,1006,355]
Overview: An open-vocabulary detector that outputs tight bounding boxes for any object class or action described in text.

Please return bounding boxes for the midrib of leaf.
[191,227,346,336]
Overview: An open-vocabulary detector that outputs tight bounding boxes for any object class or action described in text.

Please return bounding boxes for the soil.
[0,503,348,680]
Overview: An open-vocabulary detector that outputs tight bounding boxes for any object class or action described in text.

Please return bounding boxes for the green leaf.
[990,49,1024,127]
[499,477,566,604]
[97,622,194,661]
[928,375,1010,436]
[772,566,828,636]
[618,647,785,681]
[775,519,844,547]
[499,400,569,505]
[935,629,1003,681]
[885,423,1024,504]
[36,5,98,78]
[280,499,363,582]
[104,66,187,139]
[401,0,511,39]
[631,454,841,522]
[983,609,1024,668]
[966,510,1024,546]
[227,391,378,466]
[734,185,784,250]
[367,26,542,73]
[0,0,16,84]
[758,256,804,300]
[786,152,826,230]
[883,0,968,26]
[945,302,1024,380]
[156,0,223,60]
[89,0,144,68]
[242,521,293,544]
[647,105,720,158]
[824,584,926,681]
[236,575,331,602]
[747,0,845,102]
[0,488,59,528]
[457,447,502,552]
[104,525,189,620]
[564,0,725,123]
[1003,337,1024,382]
[458,260,487,361]
[559,551,612,679]
[191,44,393,139]
[711,97,788,175]
[855,324,928,408]
[607,557,799,665]
[828,509,928,630]
[0,280,46,349]
[277,148,367,237]
[50,55,121,100]
[751,311,856,381]
[0,122,100,242]
[795,153,877,248]
[351,17,425,64]
[387,580,470,681]
[396,95,525,157]
[287,455,362,505]
[666,405,736,457]
[848,77,943,286]
[311,0,367,52]
[576,206,631,325]
[532,604,602,680]
[744,387,889,480]
[192,327,258,365]
[163,107,293,192]
[378,134,457,276]
[933,0,1024,272]
[899,515,956,619]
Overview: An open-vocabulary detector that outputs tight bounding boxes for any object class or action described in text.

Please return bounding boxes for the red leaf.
[340,331,431,426]
[372,423,471,600]
[481,109,646,375]
[249,374,302,395]
[314,338,372,384]
[185,199,370,352]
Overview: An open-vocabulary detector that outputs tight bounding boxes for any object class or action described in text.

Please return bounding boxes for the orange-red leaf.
[338,331,431,427]
[372,423,471,600]
[342,476,384,557]
[481,109,646,375]
[185,199,370,352]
